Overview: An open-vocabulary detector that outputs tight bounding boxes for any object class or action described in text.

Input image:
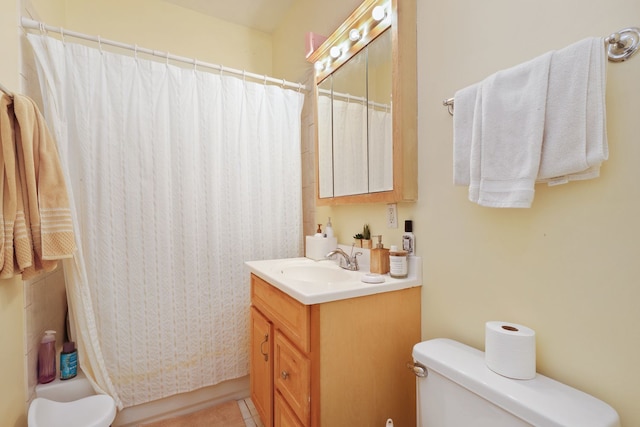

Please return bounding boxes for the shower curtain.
[368,106,393,193]
[332,98,368,196]
[317,95,392,197]
[27,33,304,408]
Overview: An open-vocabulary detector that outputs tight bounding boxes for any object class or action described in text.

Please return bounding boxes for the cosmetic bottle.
[325,217,334,238]
[38,330,57,384]
[60,341,78,380]
[389,245,408,278]
[402,220,415,255]
[370,235,390,274]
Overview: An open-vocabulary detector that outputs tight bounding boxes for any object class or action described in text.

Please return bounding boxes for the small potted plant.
[361,224,372,249]
[353,232,364,247]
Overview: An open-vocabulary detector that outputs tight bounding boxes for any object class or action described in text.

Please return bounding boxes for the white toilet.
[28,370,116,427]
[412,338,620,427]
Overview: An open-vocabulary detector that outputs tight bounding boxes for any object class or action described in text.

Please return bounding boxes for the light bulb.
[314,61,325,71]
[330,46,342,59]
[372,5,387,21]
[349,28,361,42]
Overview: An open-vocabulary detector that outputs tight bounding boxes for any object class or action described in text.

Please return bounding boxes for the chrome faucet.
[325,246,362,271]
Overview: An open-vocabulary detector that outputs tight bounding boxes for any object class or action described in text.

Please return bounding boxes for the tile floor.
[238,398,264,427]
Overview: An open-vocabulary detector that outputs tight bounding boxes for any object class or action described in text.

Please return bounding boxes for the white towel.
[453,37,607,207]
[472,52,552,207]
[453,83,479,186]
[538,37,607,183]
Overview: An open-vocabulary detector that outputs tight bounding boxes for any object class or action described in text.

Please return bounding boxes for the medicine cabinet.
[308,0,417,205]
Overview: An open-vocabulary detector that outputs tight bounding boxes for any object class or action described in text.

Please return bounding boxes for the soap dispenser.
[370,235,390,274]
[38,330,57,384]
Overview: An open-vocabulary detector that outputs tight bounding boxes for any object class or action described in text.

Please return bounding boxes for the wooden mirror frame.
[308,0,417,205]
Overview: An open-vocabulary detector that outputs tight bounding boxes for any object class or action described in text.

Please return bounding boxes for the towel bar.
[443,27,640,115]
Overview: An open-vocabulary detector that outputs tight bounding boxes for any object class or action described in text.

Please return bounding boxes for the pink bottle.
[38,330,57,384]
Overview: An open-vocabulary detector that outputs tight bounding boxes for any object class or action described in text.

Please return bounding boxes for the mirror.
[318,30,392,198]
[317,78,333,197]
[366,29,393,193]
[332,46,368,197]
[308,0,417,205]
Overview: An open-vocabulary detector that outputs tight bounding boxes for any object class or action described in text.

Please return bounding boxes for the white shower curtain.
[368,106,393,192]
[27,33,304,408]
[332,98,368,196]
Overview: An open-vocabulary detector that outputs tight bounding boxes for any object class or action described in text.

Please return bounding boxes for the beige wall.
[0,0,27,425]
[284,0,640,425]
[272,0,362,83]
[0,279,26,427]
[26,0,273,76]
[419,1,640,425]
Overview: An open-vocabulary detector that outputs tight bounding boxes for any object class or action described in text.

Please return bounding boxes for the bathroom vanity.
[246,257,421,427]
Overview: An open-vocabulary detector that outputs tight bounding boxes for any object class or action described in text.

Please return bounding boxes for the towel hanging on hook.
[442,27,640,115]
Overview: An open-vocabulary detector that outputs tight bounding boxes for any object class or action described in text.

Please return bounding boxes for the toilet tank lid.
[413,338,620,427]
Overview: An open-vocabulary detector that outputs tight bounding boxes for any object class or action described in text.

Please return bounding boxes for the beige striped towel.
[12,94,75,279]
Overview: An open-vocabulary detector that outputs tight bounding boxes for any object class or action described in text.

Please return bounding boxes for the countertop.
[245,255,422,305]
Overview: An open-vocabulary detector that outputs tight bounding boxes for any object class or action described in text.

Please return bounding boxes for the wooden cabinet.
[250,306,273,425]
[275,391,305,427]
[250,273,421,427]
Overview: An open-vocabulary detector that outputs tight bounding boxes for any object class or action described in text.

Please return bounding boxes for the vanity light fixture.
[349,28,362,42]
[308,0,394,82]
[372,5,387,21]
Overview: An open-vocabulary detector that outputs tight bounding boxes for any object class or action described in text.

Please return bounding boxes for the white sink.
[279,264,352,284]
[246,256,422,305]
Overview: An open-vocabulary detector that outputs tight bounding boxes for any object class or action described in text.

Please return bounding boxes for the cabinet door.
[274,331,311,426]
[251,306,273,427]
[275,391,305,427]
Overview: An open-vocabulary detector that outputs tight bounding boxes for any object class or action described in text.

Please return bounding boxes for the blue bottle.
[60,341,78,380]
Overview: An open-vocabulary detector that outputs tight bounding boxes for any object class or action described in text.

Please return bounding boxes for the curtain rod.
[317,88,390,110]
[21,17,307,92]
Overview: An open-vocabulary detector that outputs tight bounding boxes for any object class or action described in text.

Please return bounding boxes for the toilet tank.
[412,338,620,427]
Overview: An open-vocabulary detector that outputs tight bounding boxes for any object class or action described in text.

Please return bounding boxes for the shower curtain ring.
[193,58,197,70]
[166,51,170,65]
[134,44,138,60]
[281,78,285,88]
[98,35,103,54]
[60,27,65,44]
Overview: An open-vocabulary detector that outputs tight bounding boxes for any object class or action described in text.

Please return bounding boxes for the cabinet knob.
[280,370,289,380]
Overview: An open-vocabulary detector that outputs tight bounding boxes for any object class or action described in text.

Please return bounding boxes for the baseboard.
[112,375,250,426]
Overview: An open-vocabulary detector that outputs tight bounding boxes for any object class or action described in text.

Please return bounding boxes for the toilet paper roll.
[485,321,536,380]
